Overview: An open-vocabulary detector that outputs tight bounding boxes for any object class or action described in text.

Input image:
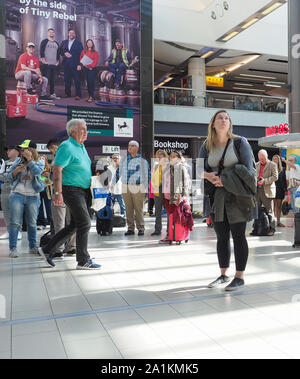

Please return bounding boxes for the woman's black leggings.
[213,211,249,272]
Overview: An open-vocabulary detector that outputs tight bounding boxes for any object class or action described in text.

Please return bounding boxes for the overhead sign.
[265,123,289,136]
[102,146,120,154]
[206,76,224,88]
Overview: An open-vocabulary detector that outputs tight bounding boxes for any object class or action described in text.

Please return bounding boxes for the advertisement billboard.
[5,0,143,157]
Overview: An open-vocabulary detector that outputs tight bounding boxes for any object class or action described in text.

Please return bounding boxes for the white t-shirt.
[108,165,122,195]
[286,164,300,180]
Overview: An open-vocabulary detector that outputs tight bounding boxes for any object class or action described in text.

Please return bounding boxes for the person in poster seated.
[40,28,60,100]
[80,39,99,103]
[60,29,83,100]
[105,39,136,89]
[15,42,50,100]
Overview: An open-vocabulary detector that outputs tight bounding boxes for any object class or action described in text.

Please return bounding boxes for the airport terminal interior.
[2,0,300,360]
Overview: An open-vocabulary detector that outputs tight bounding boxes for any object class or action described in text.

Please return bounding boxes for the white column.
[188,57,206,107]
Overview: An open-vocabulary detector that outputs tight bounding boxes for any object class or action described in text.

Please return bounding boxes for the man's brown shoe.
[75,96,81,100]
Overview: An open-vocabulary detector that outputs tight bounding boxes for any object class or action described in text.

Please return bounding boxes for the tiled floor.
[1,214,300,359]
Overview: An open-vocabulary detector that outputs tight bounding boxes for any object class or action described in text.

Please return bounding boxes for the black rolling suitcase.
[96,217,113,236]
[112,215,126,228]
[250,207,275,236]
[293,212,300,247]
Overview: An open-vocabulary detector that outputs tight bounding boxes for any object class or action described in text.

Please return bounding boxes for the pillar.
[188,57,206,107]
[0,0,6,157]
[288,0,300,133]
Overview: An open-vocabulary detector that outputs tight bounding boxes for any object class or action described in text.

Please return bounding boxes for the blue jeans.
[112,194,126,215]
[83,67,96,98]
[109,62,127,85]
[9,192,40,249]
[290,187,299,213]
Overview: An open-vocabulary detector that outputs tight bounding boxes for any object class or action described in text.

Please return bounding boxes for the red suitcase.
[168,213,189,245]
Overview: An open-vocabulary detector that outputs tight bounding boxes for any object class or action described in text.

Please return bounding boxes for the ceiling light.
[222,31,239,41]
[228,64,242,72]
[200,50,214,59]
[241,18,259,29]
[215,72,226,77]
[240,73,277,80]
[261,2,282,16]
[242,55,261,64]
[234,83,254,86]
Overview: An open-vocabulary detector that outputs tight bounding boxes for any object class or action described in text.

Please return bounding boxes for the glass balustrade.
[154,87,287,113]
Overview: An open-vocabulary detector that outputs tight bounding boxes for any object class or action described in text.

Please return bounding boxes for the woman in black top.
[272,154,287,227]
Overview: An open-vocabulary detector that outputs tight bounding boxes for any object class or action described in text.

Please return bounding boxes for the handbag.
[288,178,300,189]
[204,139,231,199]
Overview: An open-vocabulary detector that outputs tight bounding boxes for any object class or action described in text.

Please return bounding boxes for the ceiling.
[154,39,288,96]
[153,0,214,13]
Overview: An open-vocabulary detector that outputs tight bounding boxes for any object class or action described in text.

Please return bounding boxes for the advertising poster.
[5,0,141,157]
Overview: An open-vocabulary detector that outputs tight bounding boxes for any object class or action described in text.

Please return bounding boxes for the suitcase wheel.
[185,240,189,243]
[176,241,181,245]
[169,241,173,245]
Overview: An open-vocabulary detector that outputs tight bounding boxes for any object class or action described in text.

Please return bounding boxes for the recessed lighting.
[222,31,239,41]
[234,83,254,86]
[261,2,282,16]
[200,50,214,59]
[240,73,277,80]
[241,18,259,29]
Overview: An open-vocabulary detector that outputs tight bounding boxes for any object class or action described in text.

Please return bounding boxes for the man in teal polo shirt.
[39,119,101,270]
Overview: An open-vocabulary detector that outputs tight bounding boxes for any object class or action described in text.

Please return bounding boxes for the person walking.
[80,39,99,102]
[46,138,76,257]
[60,29,83,100]
[150,149,169,238]
[40,28,60,100]
[38,119,101,270]
[199,110,257,291]
[0,146,21,240]
[114,141,150,236]
[7,140,45,258]
[272,154,287,227]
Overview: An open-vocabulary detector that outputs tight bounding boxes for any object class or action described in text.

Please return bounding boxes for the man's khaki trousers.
[122,184,146,231]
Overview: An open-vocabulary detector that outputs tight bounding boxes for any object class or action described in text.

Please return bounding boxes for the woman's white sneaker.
[9,248,18,258]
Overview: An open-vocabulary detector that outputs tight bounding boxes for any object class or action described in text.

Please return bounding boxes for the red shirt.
[258,164,266,186]
[15,53,40,75]
[80,50,99,69]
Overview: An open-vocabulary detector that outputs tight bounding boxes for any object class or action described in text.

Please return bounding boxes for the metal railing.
[154,86,287,113]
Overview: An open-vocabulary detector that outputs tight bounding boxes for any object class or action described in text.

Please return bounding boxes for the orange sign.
[206,76,224,87]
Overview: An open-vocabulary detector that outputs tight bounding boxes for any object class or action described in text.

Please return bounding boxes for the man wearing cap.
[7,140,45,258]
[113,141,150,235]
[0,146,21,240]
[15,43,50,100]
[105,40,134,89]
[38,119,101,270]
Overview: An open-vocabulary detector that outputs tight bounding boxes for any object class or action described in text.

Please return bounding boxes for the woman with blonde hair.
[199,110,256,291]
[272,154,287,227]
[151,149,169,238]
[7,140,45,258]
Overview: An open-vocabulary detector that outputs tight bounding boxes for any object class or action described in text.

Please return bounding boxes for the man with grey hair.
[114,140,150,235]
[256,149,278,216]
[39,119,101,270]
